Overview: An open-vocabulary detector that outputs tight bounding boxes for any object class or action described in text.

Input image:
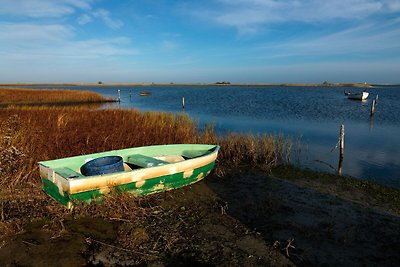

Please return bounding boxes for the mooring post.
[129,89,132,101]
[370,115,374,131]
[339,124,344,158]
[117,89,121,102]
[338,124,345,175]
[370,99,376,117]
[375,94,378,105]
[182,96,185,111]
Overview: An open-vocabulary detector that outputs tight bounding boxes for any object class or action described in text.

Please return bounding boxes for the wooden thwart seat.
[54,167,83,179]
[127,154,169,168]
[181,150,208,159]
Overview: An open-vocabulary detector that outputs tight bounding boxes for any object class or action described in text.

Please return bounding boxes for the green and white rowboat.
[39,144,219,208]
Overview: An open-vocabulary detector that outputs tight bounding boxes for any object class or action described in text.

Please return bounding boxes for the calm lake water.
[15,85,400,188]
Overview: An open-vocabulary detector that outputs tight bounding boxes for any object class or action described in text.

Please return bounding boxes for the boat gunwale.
[39,144,217,166]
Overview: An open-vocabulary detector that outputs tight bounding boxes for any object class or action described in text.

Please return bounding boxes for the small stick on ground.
[1,201,4,221]
[51,219,67,239]
[109,217,132,223]
[22,240,38,246]
[284,238,296,257]
[85,237,158,257]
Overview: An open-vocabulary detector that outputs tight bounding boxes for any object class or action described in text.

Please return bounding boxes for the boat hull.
[39,144,219,207]
[347,92,369,100]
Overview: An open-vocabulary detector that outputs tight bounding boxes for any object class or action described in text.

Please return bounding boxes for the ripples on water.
[13,85,400,188]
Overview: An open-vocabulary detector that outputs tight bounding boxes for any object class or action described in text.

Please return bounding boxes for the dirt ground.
[0,175,291,266]
[0,168,399,266]
[207,169,400,266]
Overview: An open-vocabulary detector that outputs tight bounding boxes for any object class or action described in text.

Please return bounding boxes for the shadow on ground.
[206,168,400,266]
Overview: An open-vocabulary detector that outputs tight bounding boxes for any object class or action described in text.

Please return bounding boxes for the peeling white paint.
[196,173,204,180]
[153,181,165,191]
[183,169,194,178]
[99,187,111,194]
[135,180,145,188]
[168,166,178,175]
[56,180,64,196]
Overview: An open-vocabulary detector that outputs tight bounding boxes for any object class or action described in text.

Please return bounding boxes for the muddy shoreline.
[1,167,399,266]
[208,168,400,266]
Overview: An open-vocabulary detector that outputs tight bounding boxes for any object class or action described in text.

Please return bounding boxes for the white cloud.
[93,9,123,29]
[65,37,134,58]
[384,0,400,11]
[77,9,124,29]
[0,23,74,43]
[0,22,135,62]
[0,0,91,17]
[162,40,178,50]
[190,0,400,34]
[77,14,92,25]
[258,18,400,58]
[7,38,135,60]
[0,1,124,30]
[64,0,92,10]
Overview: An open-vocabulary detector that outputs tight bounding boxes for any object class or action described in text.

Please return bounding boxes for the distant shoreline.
[0,82,381,87]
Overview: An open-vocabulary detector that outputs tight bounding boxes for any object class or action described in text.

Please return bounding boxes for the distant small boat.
[139,91,151,96]
[345,91,369,100]
[39,144,219,208]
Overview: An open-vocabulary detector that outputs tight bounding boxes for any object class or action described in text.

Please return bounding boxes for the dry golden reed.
[0,87,108,104]
[0,106,291,188]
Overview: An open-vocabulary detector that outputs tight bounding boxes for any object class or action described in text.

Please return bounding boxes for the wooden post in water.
[369,117,374,131]
[370,99,376,117]
[129,90,132,101]
[339,124,344,158]
[117,89,121,102]
[375,94,378,105]
[182,96,185,111]
[338,124,344,175]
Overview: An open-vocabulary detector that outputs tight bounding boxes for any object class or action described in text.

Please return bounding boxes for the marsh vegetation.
[0,87,111,104]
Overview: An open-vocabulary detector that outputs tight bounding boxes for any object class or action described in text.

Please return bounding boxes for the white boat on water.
[346,91,369,100]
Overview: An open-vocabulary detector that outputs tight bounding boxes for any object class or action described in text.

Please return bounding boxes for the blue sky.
[0,0,400,84]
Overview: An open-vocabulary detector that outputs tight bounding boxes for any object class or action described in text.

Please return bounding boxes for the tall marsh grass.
[0,106,292,187]
[0,87,108,103]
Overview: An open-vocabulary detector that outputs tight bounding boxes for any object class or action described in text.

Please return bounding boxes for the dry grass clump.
[0,115,27,187]
[0,107,200,188]
[0,87,108,104]
[217,133,291,169]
